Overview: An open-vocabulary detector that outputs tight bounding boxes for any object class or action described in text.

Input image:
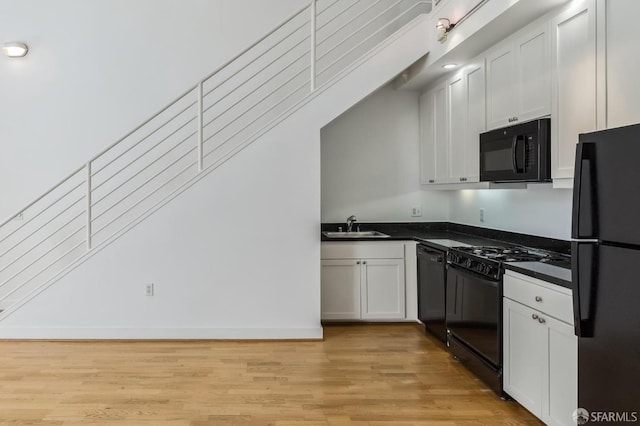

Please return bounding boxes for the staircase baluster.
[197,82,204,172]
[310,0,317,91]
[86,161,92,250]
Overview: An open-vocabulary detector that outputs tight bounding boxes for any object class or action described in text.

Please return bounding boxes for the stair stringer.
[0,15,430,339]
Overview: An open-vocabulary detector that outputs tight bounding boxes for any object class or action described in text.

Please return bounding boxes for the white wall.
[448,185,573,239]
[0,15,431,337]
[0,0,306,220]
[321,85,449,223]
[0,125,323,339]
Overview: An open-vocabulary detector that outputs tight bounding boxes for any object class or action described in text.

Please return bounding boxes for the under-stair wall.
[0,10,431,338]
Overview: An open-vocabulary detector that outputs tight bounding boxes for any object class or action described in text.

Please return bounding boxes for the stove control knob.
[466,259,473,268]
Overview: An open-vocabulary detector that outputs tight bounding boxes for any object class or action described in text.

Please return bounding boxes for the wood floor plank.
[0,324,542,425]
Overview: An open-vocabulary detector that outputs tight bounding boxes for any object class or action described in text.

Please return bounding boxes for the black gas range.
[447,245,570,279]
[444,244,569,396]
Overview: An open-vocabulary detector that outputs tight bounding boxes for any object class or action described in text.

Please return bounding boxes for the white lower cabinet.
[321,242,406,321]
[360,258,405,319]
[503,271,577,426]
[321,260,361,320]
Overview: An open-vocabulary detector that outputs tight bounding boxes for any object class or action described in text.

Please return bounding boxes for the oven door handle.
[448,264,500,286]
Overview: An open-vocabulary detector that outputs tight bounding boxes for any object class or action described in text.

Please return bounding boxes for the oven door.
[446,264,501,366]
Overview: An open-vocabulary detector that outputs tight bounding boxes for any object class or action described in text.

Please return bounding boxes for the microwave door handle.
[512,135,525,173]
[511,135,518,173]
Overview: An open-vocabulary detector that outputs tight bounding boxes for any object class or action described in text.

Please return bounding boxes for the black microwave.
[479,118,551,183]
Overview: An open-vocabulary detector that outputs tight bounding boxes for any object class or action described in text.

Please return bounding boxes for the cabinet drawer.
[321,242,405,260]
[504,271,573,324]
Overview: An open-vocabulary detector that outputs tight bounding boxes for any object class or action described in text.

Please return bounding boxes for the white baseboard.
[0,326,324,340]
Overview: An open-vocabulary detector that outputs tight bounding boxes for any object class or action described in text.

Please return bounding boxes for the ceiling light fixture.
[442,63,457,69]
[436,18,455,43]
[2,41,29,58]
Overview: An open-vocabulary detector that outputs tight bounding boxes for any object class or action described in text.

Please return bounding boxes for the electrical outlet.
[145,283,154,296]
[480,208,485,223]
[411,206,422,217]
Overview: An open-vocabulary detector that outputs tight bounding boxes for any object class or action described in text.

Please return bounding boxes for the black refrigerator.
[572,123,640,421]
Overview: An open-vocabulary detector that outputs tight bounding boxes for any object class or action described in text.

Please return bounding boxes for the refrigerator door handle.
[572,241,598,337]
[572,142,597,239]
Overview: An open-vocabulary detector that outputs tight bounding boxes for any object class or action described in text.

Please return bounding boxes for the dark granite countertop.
[504,262,572,289]
[321,222,572,289]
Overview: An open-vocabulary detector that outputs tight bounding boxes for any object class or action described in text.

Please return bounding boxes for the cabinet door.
[419,91,436,184]
[360,258,405,320]
[465,60,485,182]
[516,24,551,123]
[544,315,578,426]
[503,299,546,417]
[433,82,450,183]
[551,0,597,181]
[420,82,449,184]
[486,44,516,130]
[606,0,640,128]
[448,71,467,182]
[321,260,361,320]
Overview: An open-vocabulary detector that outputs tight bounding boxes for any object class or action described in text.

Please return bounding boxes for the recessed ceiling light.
[442,63,457,69]
[2,42,28,57]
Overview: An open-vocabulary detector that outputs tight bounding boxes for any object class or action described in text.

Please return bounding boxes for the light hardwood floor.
[0,324,542,425]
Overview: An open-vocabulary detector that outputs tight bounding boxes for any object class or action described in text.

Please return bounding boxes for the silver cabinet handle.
[535,296,543,302]
[428,179,435,183]
[538,317,546,324]
[532,314,539,320]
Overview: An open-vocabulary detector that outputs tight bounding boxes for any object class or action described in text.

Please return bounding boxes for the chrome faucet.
[346,215,357,232]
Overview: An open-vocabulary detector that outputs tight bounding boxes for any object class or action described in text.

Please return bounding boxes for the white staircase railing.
[0,0,430,316]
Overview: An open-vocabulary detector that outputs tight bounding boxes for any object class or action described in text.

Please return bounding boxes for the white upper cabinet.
[605,0,640,128]
[433,83,449,183]
[419,90,435,184]
[464,60,486,182]
[448,70,467,182]
[517,25,552,121]
[486,44,517,129]
[551,0,597,183]
[419,81,449,184]
[487,23,551,130]
[420,58,485,186]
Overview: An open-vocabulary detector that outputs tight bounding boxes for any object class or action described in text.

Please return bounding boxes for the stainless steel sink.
[322,231,390,238]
